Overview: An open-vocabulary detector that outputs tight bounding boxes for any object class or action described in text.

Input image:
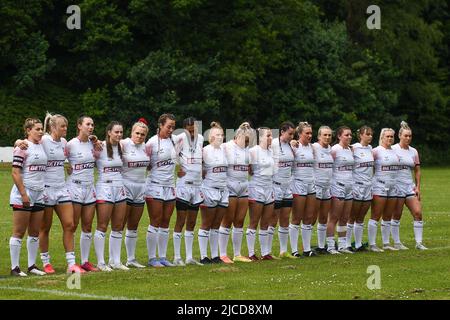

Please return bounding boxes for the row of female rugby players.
[9,112,427,276]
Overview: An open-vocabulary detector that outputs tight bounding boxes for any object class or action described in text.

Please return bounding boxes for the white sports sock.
[185,230,194,260]
[40,252,50,266]
[209,229,219,258]
[146,225,158,260]
[27,236,39,268]
[94,230,106,265]
[125,229,138,261]
[173,232,182,260]
[109,231,123,265]
[232,227,243,257]
[381,220,391,245]
[9,237,22,269]
[267,226,275,255]
[414,221,423,243]
[158,227,170,258]
[301,224,313,252]
[198,229,209,259]
[354,223,364,248]
[345,223,354,248]
[326,237,335,251]
[218,227,230,257]
[368,219,378,246]
[317,224,327,249]
[259,229,269,256]
[278,226,289,253]
[66,251,76,267]
[289,223,300,254]
[391,220,401,244]
[80,231,92,264]
[246,228,256,257]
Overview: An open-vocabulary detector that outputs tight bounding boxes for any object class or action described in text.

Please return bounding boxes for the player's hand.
[66,166,73,176]
[177,169,186,178]
[15,139,29,150]
[415,187,421,201]
[290,139,299,148]
[21,194,30,208]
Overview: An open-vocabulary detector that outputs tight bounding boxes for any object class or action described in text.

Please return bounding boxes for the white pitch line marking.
[0,286,139,300]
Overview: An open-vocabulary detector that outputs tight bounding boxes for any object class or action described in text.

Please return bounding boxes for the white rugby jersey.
[312,142,333,186]
[372,146,399,182]
[12,140,48,191]
[174,132,203,185]
[331,144,354,183]
[145,135,177,187]
[41,134,67,187]
[272,138,294,183]
[203,144,228,188]
[249,145,274,186]
[392,143,420,184]
[224,140,249,182]
[352,143,374,184]
[65,138,96,183]
[121,138,150,183]
[293,143,315,183]
[94,142,123,185]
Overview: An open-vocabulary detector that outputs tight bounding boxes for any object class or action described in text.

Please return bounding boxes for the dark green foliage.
[0,0,448,163]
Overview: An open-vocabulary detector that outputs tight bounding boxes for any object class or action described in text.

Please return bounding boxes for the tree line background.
[0,0,449,164]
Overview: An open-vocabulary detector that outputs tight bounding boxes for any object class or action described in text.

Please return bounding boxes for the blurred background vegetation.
[0,0,448,164]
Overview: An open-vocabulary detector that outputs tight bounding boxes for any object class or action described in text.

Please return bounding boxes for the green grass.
[0,167,449,300]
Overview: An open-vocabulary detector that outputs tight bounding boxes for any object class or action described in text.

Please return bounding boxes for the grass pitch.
[0,166,449,300]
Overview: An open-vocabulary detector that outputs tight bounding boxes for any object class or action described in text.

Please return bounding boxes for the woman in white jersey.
[368,128,399,252]
[145,113,177,267]
[39,114,85,274]
[247,127,275,261]
[348,126,374,252]
[172,117,204,266]
[14,114,85,274]
[121,118,151,268]
[66,115,99,272]
[312,126,333,254]
[92,121,128,271]
[271,121,295,259]
[219,122,253,263]
[290,122,317,257]
[9,118,47,276]
[327,126,355,254]
[198,122,228,264]
[391,121,427,250]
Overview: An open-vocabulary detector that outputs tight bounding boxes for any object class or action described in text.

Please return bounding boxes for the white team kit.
[248,145,275,205]
[121,138,150,205]
[145,135,177,202]
[392,143,420,198]
[331,144,355,200]
[38,134,72,206]
[292,143,316,196]
[65,138,97,205]
[94,142,126,204]
[312,143,333,200]
[201,144,229,208]
[271,138,294,203]
[174,132,204,207]
[224,140,249,198]
[10,140,48,211]
[352,143,374,201]
[372,146,399,197]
